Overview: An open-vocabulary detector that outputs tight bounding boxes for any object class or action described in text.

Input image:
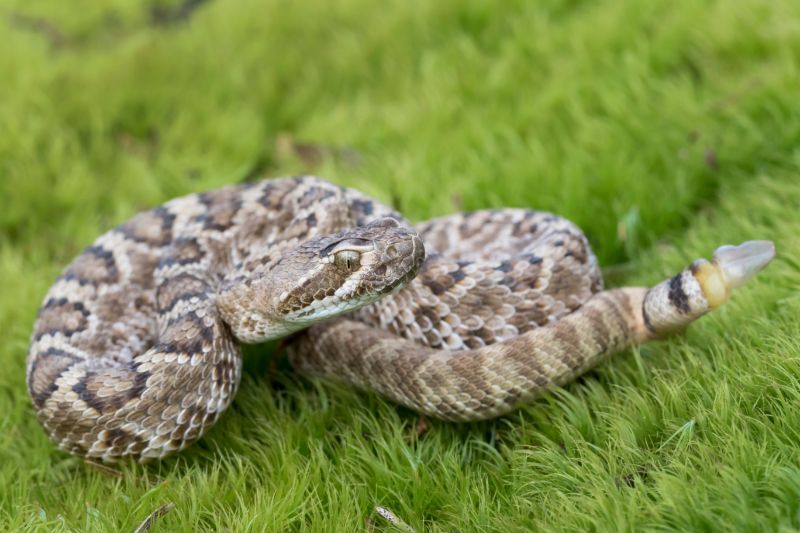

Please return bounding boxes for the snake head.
[219,218,425,342]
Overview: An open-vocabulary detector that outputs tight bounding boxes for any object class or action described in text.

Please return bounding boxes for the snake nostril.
[386,245,398,257]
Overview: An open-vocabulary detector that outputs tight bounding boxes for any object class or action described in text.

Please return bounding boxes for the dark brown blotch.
[73,369,147,414]
[352,198,374,218]
[511,215,539,238]
[33,298,90,340]
[156,273,211,313]
[130,369,150,399]
[104,427,131,448]
[71,374,105,412]
[212,357,236,390]
[496,260,513,273]
[418,267,458,296]
[423,280,448,295]
[27,348,79,408]
[450,269,466,282]
[667,273,691,314]
[117,206,176,247]
[160,237,206,268]
[520,253,543,265]
[296,185,337,210]
[61,245,119,286]
[259,179,295,210]
[196,190,243,232]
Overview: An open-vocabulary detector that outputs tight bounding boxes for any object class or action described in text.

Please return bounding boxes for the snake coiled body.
[26,177,774,461]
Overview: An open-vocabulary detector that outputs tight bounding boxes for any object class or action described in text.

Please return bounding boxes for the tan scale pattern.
[27,176,763,461]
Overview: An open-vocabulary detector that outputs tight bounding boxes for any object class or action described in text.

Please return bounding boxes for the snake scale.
[26,176,775,461]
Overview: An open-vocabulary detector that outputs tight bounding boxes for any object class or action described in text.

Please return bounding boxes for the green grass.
[2,0,799,530]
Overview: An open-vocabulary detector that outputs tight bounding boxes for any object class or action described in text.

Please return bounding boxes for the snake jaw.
[694,240,775,308]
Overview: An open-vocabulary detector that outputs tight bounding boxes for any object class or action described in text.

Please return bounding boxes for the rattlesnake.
[26,176,775,461]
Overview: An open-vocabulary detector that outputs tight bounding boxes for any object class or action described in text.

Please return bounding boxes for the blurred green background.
[2,0,799,530]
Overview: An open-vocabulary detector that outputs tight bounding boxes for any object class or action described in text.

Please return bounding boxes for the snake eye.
[334,250,361,272]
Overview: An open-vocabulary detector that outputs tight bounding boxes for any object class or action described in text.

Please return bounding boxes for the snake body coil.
[26,177,774,461]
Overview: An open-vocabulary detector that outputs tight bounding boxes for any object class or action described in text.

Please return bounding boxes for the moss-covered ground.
[2,0,799,530]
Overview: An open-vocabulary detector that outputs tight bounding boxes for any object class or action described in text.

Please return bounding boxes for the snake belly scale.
[26,176,775,461]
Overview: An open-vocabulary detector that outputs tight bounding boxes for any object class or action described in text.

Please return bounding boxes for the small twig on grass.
[704,149,718,171]
[116,130,160,161]
[707,78,763,113]
[84,459,124,478]
[403,416,430,442]
[275,133,362,171]
[8,12,69,49]
[415,416,429,438]
[374,506,415,532]
[150,0,209,26]
[134,502,176,533]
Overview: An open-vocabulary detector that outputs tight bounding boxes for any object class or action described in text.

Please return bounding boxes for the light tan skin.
[26,176,774,461]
